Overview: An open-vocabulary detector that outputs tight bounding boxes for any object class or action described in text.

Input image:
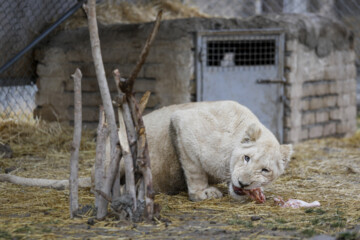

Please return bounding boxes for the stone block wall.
[34,24,194,128]
[34,15,357,142]
[283,40,357,143]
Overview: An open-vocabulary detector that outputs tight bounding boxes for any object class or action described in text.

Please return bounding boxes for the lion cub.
[143,101,292,201]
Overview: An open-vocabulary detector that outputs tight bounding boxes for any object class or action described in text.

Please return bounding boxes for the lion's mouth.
[232,185,248,195]
[232,184,266,204]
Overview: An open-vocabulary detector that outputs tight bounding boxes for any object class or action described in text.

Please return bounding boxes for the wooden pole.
[85,0,123,219]
[69,68,82,218]
[94,106,109,219]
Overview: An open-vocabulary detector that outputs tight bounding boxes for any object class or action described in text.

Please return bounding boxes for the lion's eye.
[244,155,250,162]
[262,168,270,173]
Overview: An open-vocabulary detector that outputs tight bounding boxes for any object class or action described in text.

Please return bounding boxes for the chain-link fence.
[1,0,359,122]
[0,0,77,121]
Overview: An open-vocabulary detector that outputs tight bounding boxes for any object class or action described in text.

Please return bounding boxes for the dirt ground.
[0,120,359,239]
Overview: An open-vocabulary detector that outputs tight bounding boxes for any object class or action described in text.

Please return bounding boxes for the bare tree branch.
[69,68,82,218]
[85,0,119,153]
[121,10,163,94]
[0,174,91,189]
[85,0,122,219]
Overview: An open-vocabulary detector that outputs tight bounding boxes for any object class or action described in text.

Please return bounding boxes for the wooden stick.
[0,174,91,189]
[103,142,122,201]
[128,95,155,220]
[113,70,137,159]
[137,178,145,201]
[95,189,112,203]
[112,172,121,199]
[118,109,137,210]
[139,91,151,115]
[85,0,119,154]
[69,68,82,218]
[113,69,137,209]
[85,0,122,218]
[94,106,109,219]
[121,10,163,94]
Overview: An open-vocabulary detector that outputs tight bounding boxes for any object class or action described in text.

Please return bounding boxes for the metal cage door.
[196,29,285,142]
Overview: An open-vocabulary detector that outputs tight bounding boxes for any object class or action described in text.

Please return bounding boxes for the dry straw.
[1,1,358,238]
[0,119,359,238]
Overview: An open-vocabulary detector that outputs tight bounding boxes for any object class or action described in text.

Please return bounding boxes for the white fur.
[144,101,293,201]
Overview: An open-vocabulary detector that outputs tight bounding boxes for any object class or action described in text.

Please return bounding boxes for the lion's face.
[228,124,293,199]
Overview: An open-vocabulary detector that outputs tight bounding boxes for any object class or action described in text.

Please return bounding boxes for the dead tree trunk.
[69,68,82,218]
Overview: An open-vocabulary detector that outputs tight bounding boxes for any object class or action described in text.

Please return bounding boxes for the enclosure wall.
[284,40,357,143]
[34,23,194,127]
[34,16,356,142]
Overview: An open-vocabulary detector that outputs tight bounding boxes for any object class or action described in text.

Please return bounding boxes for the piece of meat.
[274,196,320,208]
[233,185,266,204]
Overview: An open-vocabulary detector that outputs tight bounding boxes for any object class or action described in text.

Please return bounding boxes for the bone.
[274,197,321,208]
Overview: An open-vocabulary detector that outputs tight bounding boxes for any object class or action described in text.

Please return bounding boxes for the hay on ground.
[0,119,359,239]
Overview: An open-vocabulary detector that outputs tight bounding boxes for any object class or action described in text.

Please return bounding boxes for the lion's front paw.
[189,187,223,201]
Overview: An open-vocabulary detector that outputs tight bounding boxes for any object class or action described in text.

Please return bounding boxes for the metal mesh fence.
[0,0,359,122]
[0,0,77,121]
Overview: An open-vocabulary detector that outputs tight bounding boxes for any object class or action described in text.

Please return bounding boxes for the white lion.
[0,101,292,202]
[144,100,292,201]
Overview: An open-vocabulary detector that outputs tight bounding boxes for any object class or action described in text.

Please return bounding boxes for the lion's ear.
[280,144,293,165]
[242,123,262,143]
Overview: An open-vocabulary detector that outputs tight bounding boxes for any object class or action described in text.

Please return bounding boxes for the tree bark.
[69,68,82,218]
[94,106,109,219]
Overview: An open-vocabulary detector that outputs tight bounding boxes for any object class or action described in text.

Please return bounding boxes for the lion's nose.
[238,181,250,188]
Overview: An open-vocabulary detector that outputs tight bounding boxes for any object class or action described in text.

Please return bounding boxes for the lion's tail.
[0,174,91,190]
